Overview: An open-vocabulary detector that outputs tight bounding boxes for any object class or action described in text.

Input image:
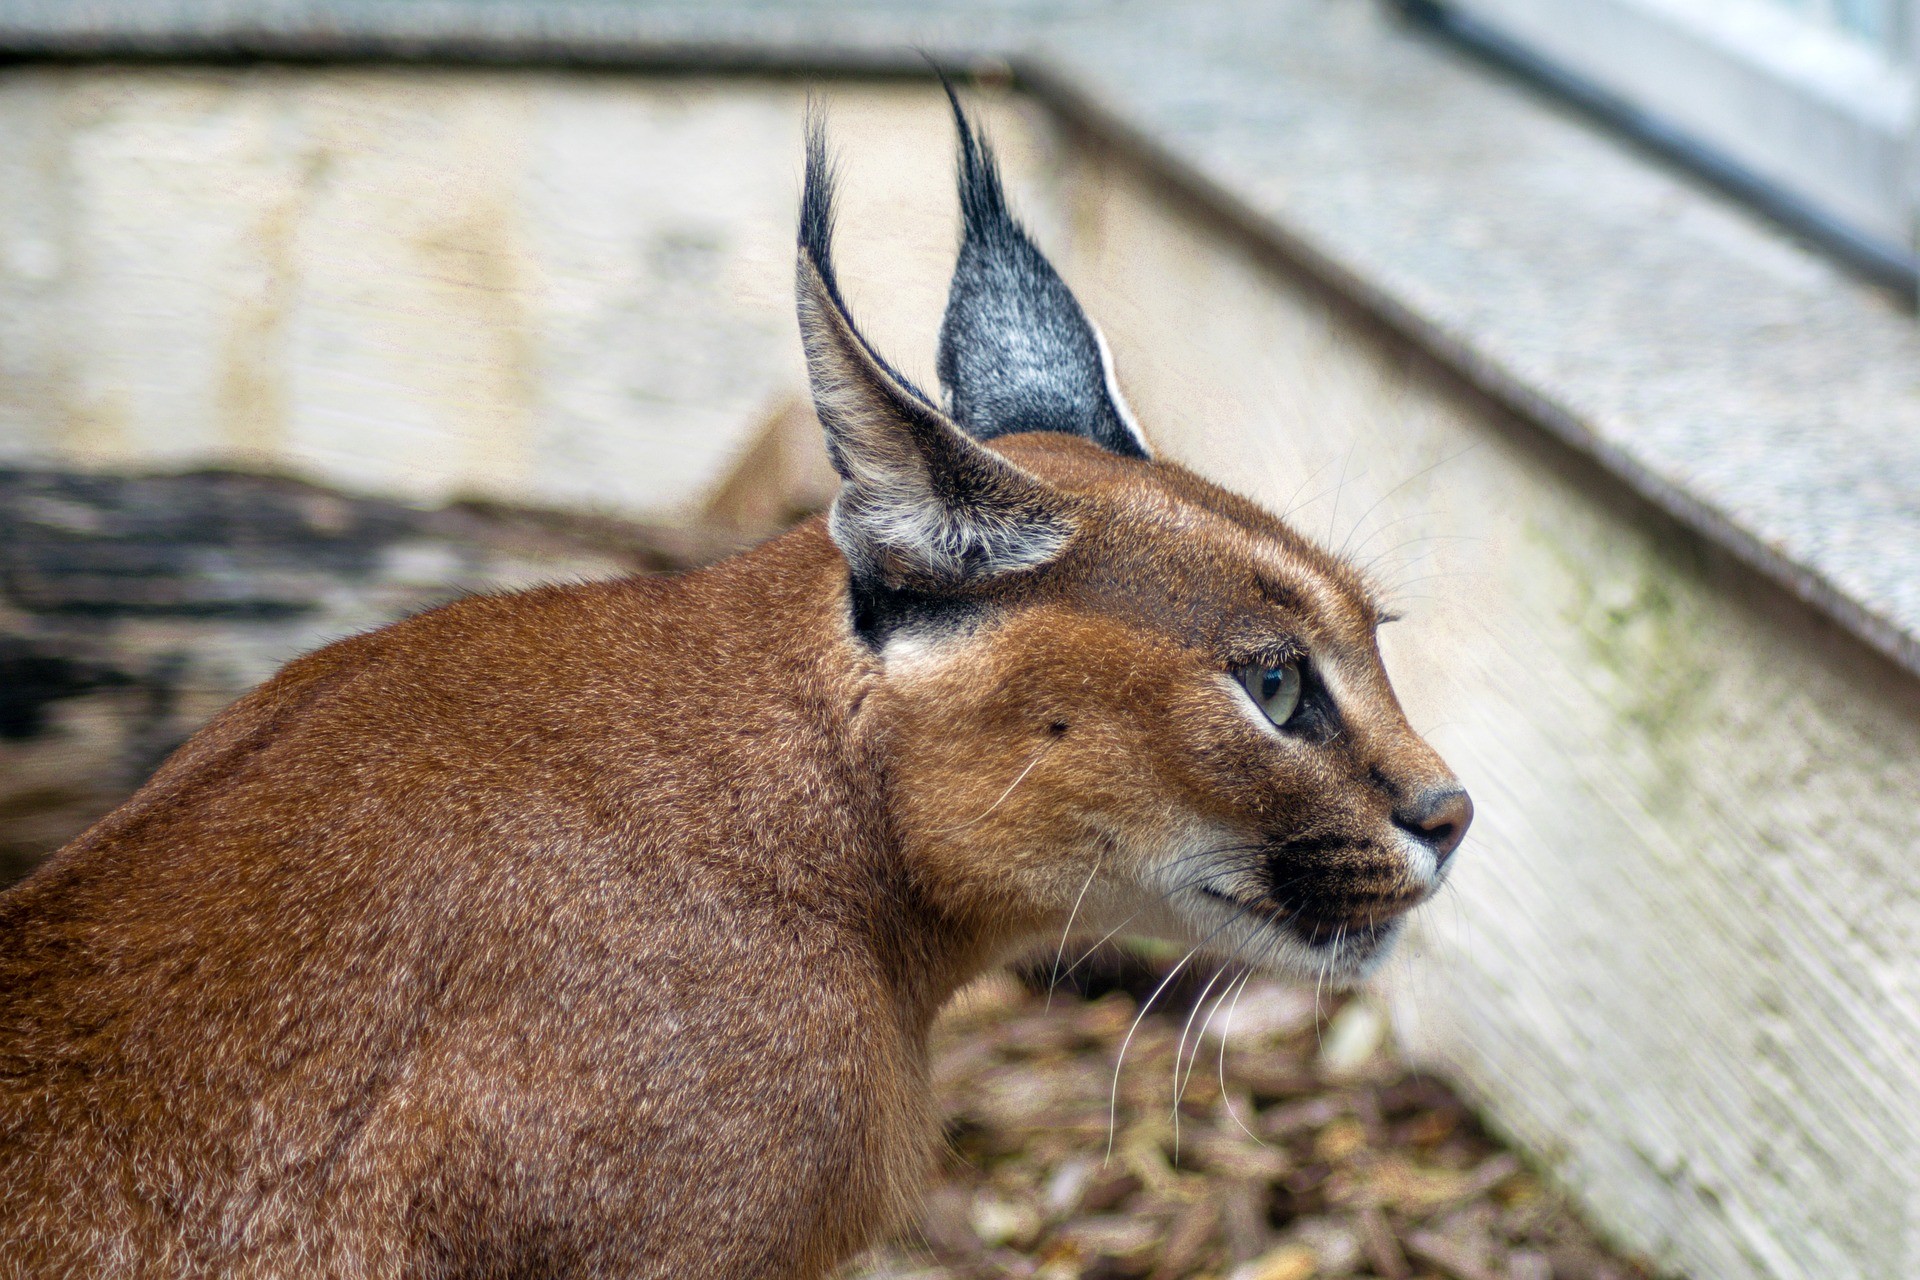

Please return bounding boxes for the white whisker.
[1046,857,1105,1012]
[1215,967,1266,1146]
[1170,963,1232,1151]
[925,737,1058,835]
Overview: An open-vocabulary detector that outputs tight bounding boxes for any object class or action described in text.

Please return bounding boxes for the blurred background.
[5,2,1920,1279]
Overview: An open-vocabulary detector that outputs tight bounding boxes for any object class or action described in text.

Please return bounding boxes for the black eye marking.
[1048,721,1069,736]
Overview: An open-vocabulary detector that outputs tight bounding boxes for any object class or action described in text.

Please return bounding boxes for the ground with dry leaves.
[840,970,1651,1280]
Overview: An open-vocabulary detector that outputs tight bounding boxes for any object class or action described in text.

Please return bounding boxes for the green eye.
[1237,661,1303,726]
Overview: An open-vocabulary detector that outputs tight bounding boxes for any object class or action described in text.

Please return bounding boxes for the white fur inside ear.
[1093,325,1151,456]
[829,480,1069,585]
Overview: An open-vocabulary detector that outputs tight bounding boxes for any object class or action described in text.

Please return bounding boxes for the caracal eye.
[1237,661,1303,726]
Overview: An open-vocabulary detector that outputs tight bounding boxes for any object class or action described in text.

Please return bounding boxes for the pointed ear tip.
[798,124,840,281]
[938,78,993,168]
[802,119,830,180]
[939,75,970,132]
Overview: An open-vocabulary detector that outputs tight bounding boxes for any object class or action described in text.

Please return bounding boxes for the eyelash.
[1230,643,1302,671]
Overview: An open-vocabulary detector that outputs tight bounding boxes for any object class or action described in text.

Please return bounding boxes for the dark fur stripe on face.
[935,85,1150,460]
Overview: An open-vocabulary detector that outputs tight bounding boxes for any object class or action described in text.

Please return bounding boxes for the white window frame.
[1416,0,1919,288]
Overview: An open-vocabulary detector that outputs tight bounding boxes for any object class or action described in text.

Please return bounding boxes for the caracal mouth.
[1194,885,1414,976]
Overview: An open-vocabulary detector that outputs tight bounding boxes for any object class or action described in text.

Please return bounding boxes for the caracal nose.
[1394,784,1473,862]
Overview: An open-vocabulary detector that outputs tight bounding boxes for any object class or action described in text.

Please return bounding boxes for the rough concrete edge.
[1395,0,1919,295]
[5,20,1916,685]
[0,22,954,75]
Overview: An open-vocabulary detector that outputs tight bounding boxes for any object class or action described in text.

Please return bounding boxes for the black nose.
[1394,784,1473,862]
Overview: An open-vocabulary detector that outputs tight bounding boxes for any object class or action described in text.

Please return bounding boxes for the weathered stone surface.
[0,71,1055,527]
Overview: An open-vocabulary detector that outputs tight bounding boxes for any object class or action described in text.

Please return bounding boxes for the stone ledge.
[2,0,1917,680]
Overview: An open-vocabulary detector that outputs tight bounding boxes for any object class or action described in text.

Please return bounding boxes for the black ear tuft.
[936,84,1150,460]
[796,109,1078,607]
[800,110,942,420]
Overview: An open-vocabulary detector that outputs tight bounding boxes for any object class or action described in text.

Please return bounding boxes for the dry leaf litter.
[841,961,1651,1280]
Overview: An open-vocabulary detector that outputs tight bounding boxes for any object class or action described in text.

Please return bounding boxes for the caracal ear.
[797,114,1076,596]
[935,85,1150,460]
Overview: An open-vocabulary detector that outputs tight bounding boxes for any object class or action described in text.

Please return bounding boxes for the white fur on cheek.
[880,631,939,670]
[880,629,982,679]
[1395,831,1440,892]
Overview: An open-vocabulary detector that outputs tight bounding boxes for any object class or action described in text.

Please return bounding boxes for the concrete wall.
[0,69,1058,519]
[5,65,1917,1279]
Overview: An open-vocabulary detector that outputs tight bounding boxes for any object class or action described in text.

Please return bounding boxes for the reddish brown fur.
[0,431,1462,1278]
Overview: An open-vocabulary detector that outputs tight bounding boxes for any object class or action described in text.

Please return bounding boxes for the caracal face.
[874,431,1469,984]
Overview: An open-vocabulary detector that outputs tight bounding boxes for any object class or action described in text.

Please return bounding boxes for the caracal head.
[796,92,1470,985]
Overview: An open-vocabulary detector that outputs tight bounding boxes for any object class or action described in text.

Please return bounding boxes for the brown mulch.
[841,968,1653,1280]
